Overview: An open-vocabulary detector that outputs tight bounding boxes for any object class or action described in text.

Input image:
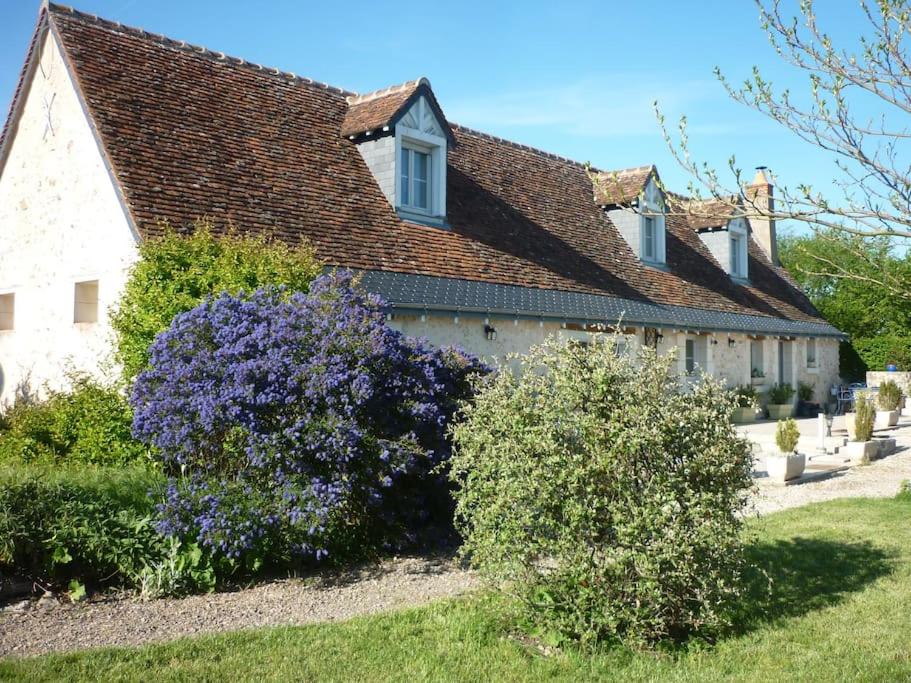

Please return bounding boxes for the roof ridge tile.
[346,77,427,105]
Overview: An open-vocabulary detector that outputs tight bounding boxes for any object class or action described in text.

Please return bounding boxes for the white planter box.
[766,452,806,482]
[844,440,879,464]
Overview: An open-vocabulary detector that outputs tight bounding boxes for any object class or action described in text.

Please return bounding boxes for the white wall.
[0,32,138,405]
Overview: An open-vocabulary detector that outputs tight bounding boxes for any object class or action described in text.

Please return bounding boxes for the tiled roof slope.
[30,4,825,328]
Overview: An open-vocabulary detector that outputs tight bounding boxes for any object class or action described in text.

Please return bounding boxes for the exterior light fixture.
[728,337,736,347]
[484,323,497,341]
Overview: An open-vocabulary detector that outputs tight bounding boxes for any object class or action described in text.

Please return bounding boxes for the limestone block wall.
[0,32,138,405]
[355,135,396,206]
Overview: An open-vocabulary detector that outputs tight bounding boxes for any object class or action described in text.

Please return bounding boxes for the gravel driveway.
[0,555,478,658]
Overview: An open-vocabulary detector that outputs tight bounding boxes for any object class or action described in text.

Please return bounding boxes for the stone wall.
[0,32,138,405]
[355,135,396,206]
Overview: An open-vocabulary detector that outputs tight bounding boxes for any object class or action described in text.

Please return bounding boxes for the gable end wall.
[0,31,138,404]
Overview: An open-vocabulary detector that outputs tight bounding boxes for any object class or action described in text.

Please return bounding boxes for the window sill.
[641,259,670,272]
[730,275,751,286]
[806,365,819,374]
[397,208,448,229]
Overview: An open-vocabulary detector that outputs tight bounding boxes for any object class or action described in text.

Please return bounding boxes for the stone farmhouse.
[0,3,845,405]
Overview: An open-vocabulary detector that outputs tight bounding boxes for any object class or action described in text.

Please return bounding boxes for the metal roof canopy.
[356,270,846,339]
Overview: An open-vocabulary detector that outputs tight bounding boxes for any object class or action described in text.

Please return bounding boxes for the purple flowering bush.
[131,271,486,571]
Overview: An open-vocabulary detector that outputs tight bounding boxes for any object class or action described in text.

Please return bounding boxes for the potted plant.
[845,393,878,464]
[750,367,766,388]
[767,418,805,482]
[796,381,819,417]
[731,384,760,423]
[766,383,796,419]
[875,380,902,428]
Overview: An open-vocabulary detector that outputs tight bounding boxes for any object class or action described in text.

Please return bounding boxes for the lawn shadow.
[731,536,895,635]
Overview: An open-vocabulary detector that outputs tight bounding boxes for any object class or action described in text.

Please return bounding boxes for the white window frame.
[399,143,433,214]
[727,219,749,280]
[394,97,448,221]
[638,178,666,265]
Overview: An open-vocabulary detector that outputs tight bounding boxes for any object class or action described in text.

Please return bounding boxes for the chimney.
[747,167,778,265]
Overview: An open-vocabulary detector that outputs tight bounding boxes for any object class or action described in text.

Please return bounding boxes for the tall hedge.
[111,221,321,381]
[450,338,754,647]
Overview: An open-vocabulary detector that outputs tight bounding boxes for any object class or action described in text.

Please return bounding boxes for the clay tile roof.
[592,165,655,206]
[682,198,741,231]
[0,3,833,332]
[341,78,425,138]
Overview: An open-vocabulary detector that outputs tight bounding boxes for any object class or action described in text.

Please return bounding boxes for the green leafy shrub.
[853,394,875,442]
[0,465,164,589]
[0,376,148,466]
[732,384,759,408]
[0,464,217,597]
[797,382,814,402]
[877,380,902,412]
[853,335,911,372]
[110,221,322,382]
[775,419,800,453]
[897,480,911,502]
[450,338,754,647]
[767,383,796,405]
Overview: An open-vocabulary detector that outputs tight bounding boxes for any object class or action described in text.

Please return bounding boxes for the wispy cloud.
[445,76,734,138]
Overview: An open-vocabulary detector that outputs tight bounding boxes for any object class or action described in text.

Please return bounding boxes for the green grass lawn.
[3,496,910,682]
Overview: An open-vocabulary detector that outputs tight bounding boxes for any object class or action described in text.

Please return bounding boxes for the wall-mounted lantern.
[484,323,497,341]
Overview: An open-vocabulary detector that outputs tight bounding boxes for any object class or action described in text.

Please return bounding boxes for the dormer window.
[344,79,453,228]
[639,178,667,265]
[730,233,744,276]
[400,145,431,212]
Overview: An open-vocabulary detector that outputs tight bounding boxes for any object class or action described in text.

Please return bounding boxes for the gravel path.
[0,555,478,658]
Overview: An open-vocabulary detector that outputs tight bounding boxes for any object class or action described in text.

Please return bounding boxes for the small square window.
[74,280,99,324]
[0,293,14,331]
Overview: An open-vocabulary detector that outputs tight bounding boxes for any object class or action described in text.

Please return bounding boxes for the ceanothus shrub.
[131,271,486,567]
[449,337,753,647]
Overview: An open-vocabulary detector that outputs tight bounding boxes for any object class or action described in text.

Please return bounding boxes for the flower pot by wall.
[767,403,795,420]
[874,409,900,429]
[766,452,806,482]
[732,407,758,424]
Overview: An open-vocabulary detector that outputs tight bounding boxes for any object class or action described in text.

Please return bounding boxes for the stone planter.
[846,413,858,440]
[844,440,879,464]
[873,436,897,457]
[732,407,758,424]
[766,452,806,483]
[767,403,795,420]
[874,409,900,428]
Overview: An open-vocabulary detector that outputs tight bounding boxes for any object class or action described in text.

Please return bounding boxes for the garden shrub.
[854,394,875,442]
[449,338,754,647]
[767,383,796,404]
[0,376,148,467]
[775,419,800,453]
[877,380,902,412]
[0,464,164,590]
[131,271,486,572]
[111,221,321,382]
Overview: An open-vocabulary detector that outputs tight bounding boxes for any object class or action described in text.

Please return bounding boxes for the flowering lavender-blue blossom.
[131,271,486,564]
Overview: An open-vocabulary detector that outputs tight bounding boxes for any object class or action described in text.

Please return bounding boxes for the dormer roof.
[592,165,657,206]
[341,77,454,142]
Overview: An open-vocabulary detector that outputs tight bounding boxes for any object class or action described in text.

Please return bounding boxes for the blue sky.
[0,1,864,236]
